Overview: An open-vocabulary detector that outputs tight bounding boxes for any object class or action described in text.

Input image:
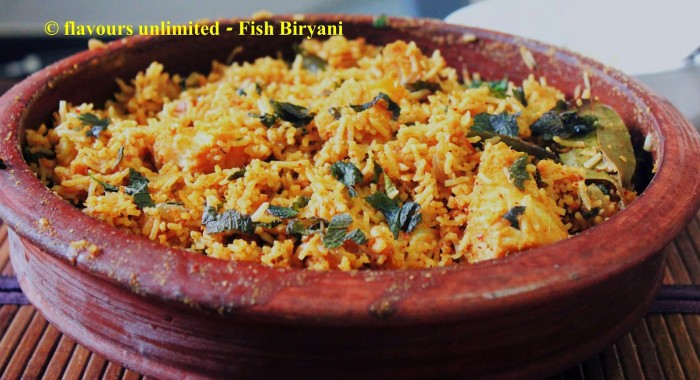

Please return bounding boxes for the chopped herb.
[513,87,528,106]
[22,146,55,161]
[163,201,185,206]
[373,14,388,28]
[301,53,327,73]
[202,206,254,234]
[88,173,118,192]
[472,112,519,137]
[343,228,369,245]
[502,206,526,229]
[113,146,124,168]
[253,220,282,229]
[581,208,600,219]
[330,161,363,197]
[255,83,263,95]
[79,113,110,138]
[384,173,399,199]
[471,78,508,98]
[365,192,422,239]
[291,195,310,210]
[530,106,598,140]
[236,88,247,96]
[534,168,547,188]
[267,205,298,218]
[228,168,246,181]
[329,107,342,120]
[350,93,401,120]
[286,217,325,236]
[248,112,278,127]
[508,155,530,190]
[270,100,315,127]
[596,183,610,196]
[322,214,367,249]
[398,202,422,234]
[406,80,441,93]
[372,162,383,184]
[124,168,154,209]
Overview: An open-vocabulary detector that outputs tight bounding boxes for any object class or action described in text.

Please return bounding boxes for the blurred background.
[0,0,698,128]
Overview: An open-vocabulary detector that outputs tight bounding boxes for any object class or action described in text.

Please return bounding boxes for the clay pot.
[0,15,699,379]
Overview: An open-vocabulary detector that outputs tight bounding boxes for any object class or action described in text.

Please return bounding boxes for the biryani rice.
[26,36,631,270]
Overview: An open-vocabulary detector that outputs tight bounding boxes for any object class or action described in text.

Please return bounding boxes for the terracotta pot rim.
[1,15,699,326]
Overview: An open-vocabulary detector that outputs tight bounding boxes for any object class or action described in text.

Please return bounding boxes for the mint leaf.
[88,173,118,192]
[509,155,530,190]
[202,206,254,234]
[471,112,519,137]
[365,192,402,239]
[350,92,401,120]
[513,87,528,106]
[79,113,110,138]
[113,146,124,169]
[124,168,154,209]
[330,161,363,197]
[267,205,298,219]
[270,100,315,127]
[406,80,441,93]
[286,217,325,236]
[291,195,310,210]
[248,113,278,127]
[228,168,246,181]
[372,162,383,184]
[502,205,526,229]
[322,214,367,249]
[398,201,422,234]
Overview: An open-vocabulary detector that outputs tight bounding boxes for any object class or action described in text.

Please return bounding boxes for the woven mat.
[1,212,699,379]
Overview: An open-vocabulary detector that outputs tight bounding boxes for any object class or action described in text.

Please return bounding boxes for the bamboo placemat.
[1,211,699,379]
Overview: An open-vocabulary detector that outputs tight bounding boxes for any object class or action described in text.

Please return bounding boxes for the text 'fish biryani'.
[25,37,638,270]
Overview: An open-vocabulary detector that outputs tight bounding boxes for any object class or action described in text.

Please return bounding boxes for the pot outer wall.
[10,231,664,379]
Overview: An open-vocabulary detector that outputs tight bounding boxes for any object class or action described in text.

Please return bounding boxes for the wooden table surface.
[0,81,699,379]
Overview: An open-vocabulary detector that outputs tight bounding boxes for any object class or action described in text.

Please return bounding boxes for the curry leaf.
[350,92,401,120]
[125,168,154,209]
[502,205,526,229]
[509,155,530,190]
